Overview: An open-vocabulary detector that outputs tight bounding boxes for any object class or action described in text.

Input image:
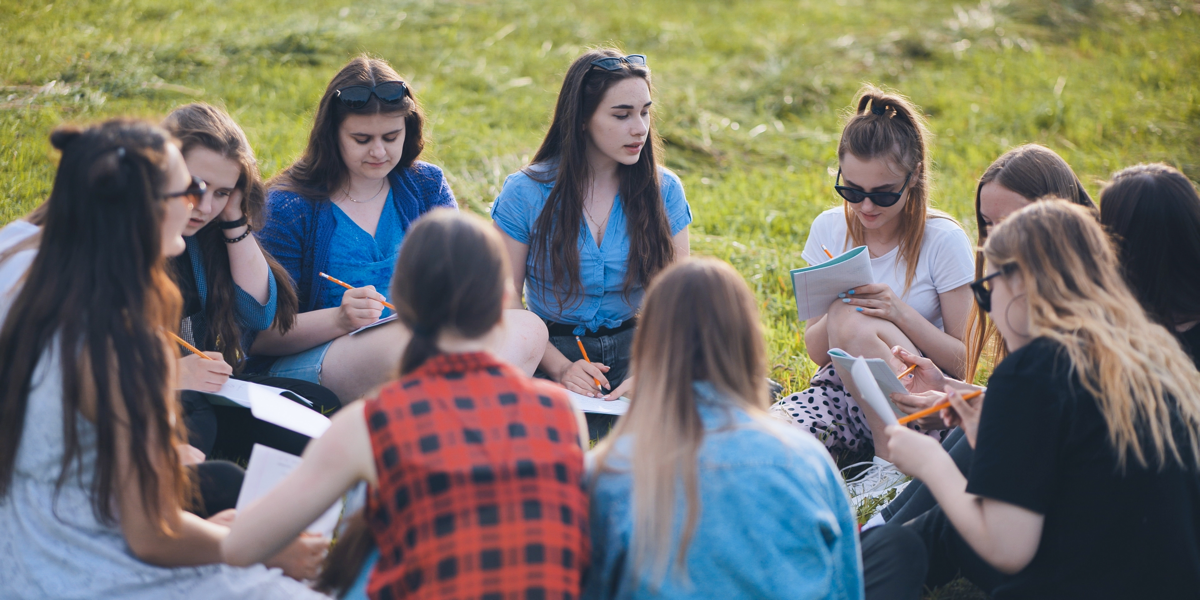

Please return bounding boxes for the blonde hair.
[985,201,1200,469]
[964,144,1095,382]
[838,84,955,293]
[591,258,769,587]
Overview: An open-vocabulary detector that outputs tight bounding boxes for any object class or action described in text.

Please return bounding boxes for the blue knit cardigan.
[256,161,457,313]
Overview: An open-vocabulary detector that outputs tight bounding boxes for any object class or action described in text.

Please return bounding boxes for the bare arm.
[846,283,972,379]
[250,288,387,356]
[672,227,690,259]
[804,315,830,366]
[224,401,377,566]
[219,200,270,304]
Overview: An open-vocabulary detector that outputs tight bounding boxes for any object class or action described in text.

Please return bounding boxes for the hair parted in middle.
[525,47,674,312]
[390,210,511,376]
[964,143,1095,382]
[270,54,425,200]
[984,200,1200,471]
[163,102,300,368]
[838,84,952,293]
[591,257,768,588]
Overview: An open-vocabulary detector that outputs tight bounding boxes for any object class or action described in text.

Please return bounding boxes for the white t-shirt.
[0,220,39,322]
[802,207,975,330]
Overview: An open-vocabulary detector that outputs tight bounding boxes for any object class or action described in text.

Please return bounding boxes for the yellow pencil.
[576,336,603,390]
[168,332,213,360]
[821,244,835,259]
[897,389,982,425]
[899,363,918,380]
[319,272,396,310]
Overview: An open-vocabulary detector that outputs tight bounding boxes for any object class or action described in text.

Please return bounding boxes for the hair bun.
[49,126,84,151]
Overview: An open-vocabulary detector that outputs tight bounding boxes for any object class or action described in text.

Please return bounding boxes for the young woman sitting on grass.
[871,200,1200,599]
[252,55,548,402]
[163,103,340,462]
[867,143,1095,530]
[584,258,862,599]
[491,48,692,437]
[1099,163,1200,365]
[0,120,326,599]
[771,86,975,460]
[223,210,590,600]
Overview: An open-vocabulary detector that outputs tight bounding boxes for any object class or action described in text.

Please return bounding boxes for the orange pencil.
[169,332,214,360]
[899,364,918,380]
[575,336,604,391]
[821,244,835,259]
[897,389,982,425]
[319,272,396,310]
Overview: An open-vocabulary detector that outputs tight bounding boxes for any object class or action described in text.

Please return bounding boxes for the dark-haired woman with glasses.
[252,55,548,403]
[491,49,692,438]
[771,86,974,462]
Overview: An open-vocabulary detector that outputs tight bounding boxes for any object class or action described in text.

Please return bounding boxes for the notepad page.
[790,246,875,321]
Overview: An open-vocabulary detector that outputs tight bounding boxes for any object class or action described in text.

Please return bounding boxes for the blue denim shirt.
[318,190,403,315]
[490,165,692,335]
[583,382,864,600]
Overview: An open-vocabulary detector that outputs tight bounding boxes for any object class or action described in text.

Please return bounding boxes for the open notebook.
[235,444,342,538]
[790,245,874,322]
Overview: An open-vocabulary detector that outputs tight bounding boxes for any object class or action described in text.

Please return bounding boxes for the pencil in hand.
[897,389,982,425]
[899,363,918,380]
[575,336,604,392]
[821,244,835,259]
[169,332,214,360]
[319,272,396,310]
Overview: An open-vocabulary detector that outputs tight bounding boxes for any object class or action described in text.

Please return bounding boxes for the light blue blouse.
[583,382,864,600]
[490,165,692,335]
[317,190,403,316]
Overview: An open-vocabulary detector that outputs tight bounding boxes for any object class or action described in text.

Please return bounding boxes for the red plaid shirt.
[363,352,589,600]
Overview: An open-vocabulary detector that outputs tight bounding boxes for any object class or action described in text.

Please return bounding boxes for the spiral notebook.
[789,245,874,322]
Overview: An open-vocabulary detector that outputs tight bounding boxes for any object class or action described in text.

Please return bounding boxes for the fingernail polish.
[838,292,846,298]
[848,290,856,295]
[842,298,851,303]
[856,307,863,312]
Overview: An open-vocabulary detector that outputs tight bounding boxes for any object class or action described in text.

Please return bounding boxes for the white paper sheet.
[566,391,630,415]
[348,314,398,336]
[235,444,341,537]
[214,379,312,409]
[827,348,910,399]
[790,246,875,321]
[249,386,331,438]
[846,358,900,426]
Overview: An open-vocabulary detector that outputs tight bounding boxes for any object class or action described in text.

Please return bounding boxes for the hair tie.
[871,103,886,116]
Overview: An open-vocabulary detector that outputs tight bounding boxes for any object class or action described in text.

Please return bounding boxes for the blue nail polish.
[848,290,856,295]
[838,292,846,298]
[856,307,863,312]
[842,298,851,303]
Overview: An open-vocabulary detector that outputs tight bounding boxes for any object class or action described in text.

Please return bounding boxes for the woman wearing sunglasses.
[252,55,549,403]
[867,200,1200,599]
[771,86,974,460]
[491,49,692,438]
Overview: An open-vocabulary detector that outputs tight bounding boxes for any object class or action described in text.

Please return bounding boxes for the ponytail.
[390,210,511,376]
[838,85,943,293]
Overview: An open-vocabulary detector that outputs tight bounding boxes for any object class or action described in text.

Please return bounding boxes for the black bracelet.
[223,229,252,244]
[218,216,248,230]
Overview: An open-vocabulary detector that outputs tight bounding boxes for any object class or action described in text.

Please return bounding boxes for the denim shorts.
[266,340,334,384]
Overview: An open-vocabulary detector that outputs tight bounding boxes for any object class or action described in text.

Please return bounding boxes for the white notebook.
[235,444,342,538]
[790,245,874,322]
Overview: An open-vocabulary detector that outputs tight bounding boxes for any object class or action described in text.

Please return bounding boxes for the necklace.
[583,201,611,243]
[341,179,387,204]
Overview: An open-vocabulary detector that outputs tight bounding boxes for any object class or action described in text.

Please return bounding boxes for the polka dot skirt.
[770,363,950,455]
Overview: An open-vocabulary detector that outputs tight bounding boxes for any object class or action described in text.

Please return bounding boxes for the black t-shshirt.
[1178,323,1200,369]
[967,337,1200,599]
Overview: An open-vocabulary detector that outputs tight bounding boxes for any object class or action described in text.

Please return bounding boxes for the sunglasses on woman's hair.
[970,264,1015,313]
[834,168,912,208]
[334,81,409,109]
[590,54,648,71]
[165,175,206,209]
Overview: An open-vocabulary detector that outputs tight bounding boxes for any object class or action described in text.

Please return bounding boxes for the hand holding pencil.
[319,272,393,332]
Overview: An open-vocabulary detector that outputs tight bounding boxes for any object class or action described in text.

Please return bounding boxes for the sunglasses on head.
[970,264,1016,313]
[590,54,648,71]
[165,175,206,208]
[834,168,912,208]
[334,81,409,109]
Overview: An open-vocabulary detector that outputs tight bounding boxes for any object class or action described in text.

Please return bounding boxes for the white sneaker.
[842,457,911,507]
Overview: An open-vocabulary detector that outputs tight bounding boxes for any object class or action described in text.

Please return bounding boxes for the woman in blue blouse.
[492,49,692,412]
[253,55,548,402]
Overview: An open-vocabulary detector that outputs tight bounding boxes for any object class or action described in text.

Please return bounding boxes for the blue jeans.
[542,327,634,442]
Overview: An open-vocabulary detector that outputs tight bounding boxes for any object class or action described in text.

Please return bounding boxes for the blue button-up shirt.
[583,382,864,600]
[490,165,692,335]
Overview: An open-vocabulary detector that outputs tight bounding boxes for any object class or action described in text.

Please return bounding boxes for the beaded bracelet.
[223,229,252,244]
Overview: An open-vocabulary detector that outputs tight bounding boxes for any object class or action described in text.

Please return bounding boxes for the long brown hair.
[0,120,187,533]
[838,85,949,293]
[591,258,769,587]
[391,210,510,375]
[985,201,1200,469]
[270,55,426,199]
[163,103,299,367]
[526,48,674,311]
[964,144,1095,381]
[1099,163,1200,332]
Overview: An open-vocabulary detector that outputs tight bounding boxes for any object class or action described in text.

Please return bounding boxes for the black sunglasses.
[834,168,912,208]
[334,81,409,109]
[590,54,648,71]
[165,175,206,208]
[970,265,1015,313]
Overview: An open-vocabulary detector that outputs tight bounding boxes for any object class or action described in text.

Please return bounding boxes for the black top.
[1178,323,1200,368]
[967,337,1200,599]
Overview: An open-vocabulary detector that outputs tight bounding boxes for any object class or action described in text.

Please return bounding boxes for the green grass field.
[3,1,1197,597]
